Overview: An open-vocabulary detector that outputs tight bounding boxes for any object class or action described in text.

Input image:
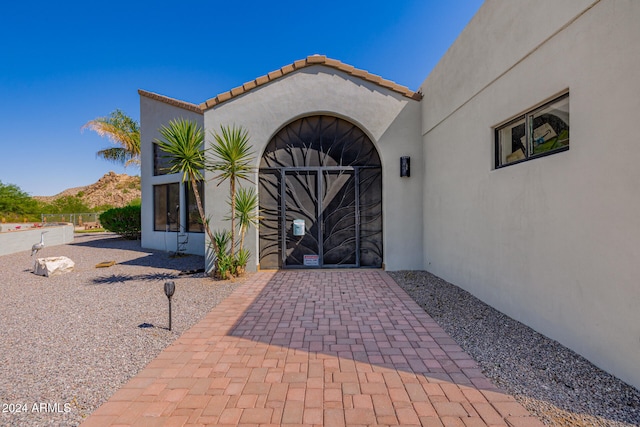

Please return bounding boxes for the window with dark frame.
[185,181,204,233]
[154,183,179,231]
[495,93,569,168]
[153,143,172,176]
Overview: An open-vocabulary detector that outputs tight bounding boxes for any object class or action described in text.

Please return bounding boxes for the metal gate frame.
[279,166,363,269]
[258,115,383,270]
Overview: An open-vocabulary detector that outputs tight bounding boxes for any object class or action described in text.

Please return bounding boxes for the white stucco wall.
[204,65,423,272]
[139,95,205,255]
[420,0,640,389]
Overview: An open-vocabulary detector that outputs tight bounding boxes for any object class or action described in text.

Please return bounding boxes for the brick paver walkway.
[82,270,543,427]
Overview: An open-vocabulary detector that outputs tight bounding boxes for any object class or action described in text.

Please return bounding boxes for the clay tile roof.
[199,55,422,110]
[139,56,422,113]
[138,89,203,114]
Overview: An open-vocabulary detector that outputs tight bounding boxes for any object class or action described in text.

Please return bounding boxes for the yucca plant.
[234,187,261,253]
[211,229,232,279]
[233,248,251,276]
[155,119,216,251]
[156,120,258,279]
[212,229,231,255]
[209,125,255,258]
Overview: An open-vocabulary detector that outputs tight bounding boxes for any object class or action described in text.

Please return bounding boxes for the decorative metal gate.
[259,116,382,269]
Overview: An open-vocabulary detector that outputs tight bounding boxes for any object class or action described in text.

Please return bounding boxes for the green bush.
[99,205,141,239]
[47,195,91,214]
[0,180,39,216]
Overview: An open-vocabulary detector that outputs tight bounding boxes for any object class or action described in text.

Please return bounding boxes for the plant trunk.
[229,178,236,257]
[239,225,246,252]
[190,174,218,259]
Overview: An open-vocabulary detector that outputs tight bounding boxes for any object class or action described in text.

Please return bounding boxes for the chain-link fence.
[40,212,103,227]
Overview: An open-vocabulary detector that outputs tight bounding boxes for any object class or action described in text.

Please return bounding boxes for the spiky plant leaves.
[155,119,214,250]
[208,124,256,257]
[234,187,261,251]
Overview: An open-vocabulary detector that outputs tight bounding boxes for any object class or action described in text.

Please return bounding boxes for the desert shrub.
[99,205,141,239]
[93,204,115,212]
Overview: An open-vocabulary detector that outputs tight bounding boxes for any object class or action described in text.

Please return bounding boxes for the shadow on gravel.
[71,233,205,271]
[70,234,147,251]
[117,254,205,271]
[89,272,180,285]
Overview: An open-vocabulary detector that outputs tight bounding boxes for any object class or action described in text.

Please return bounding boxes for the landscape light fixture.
[164,281,176,330]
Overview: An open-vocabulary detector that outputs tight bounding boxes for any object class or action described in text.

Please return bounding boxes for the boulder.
[33,256,75,277]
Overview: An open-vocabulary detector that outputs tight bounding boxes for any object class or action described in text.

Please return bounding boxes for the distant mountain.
[34,172,141,209]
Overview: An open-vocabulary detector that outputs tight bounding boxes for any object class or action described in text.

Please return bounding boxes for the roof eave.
[200,55,423,110]
[138,89,203,115]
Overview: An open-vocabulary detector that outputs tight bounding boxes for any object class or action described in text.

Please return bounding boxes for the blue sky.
[0,0,483,196]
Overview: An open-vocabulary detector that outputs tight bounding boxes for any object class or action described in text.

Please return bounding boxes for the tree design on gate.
[258,115,382,268]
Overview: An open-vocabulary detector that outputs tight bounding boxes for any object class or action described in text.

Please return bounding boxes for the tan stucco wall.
[204,65,423,272]
[139,96,205,255]
[420,0,640,389]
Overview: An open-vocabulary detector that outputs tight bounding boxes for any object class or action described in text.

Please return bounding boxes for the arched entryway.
[258,115,382,268]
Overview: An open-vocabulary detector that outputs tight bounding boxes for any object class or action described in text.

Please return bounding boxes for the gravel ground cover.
[3,235,638,427]
[389,270,640,427]
[0,233,245,427]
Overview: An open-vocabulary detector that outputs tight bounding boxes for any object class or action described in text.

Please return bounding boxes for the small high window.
[153,143,172,176]
[495,93,569,168]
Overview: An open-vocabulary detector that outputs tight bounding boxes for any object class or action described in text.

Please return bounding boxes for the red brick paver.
[82,270,543,426]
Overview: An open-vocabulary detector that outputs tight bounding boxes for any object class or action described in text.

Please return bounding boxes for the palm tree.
[155,119,214,246]
[82,109,140,166]
[209,125,255,257]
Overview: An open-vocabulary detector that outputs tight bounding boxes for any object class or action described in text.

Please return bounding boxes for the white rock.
[33,256,75,277]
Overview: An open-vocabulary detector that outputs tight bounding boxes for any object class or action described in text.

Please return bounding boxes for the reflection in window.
[496,93,569,168]
[185,181,204,233]
[154,183,179,231]
[153,143,173,175]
